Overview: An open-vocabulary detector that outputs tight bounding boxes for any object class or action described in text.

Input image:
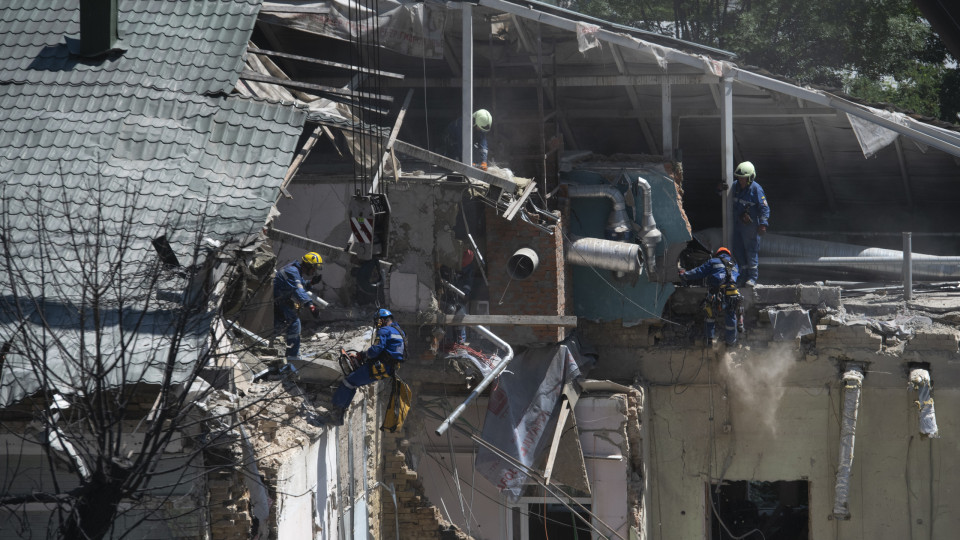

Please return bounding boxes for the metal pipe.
[461,3,473,168]
[565,184,632,240]
[435,325,514,435]
[442,279,467,300]
[632,175,662,275]
[908,369,939,438]
[834,365,864,519]
[566,236,642,274]
[904,232,912,301]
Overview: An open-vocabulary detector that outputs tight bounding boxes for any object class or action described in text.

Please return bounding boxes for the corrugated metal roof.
[0,0,307,406]
[0,0,259,95]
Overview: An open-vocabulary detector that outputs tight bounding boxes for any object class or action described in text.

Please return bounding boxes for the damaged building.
[2,0,960,539]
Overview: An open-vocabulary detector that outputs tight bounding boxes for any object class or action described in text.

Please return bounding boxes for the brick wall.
[484,207,567,343]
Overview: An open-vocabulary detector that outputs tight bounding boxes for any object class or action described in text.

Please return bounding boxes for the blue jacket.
[274,261,312,305]
[684,254,739,288]
[367,322,406,362]
[732,180,770,227]
[445,118,488,165]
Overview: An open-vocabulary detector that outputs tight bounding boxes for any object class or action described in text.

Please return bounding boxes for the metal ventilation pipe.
[507,248,539,280]
[566,236,642,274]
[436,325,514,435]
[632,176,662,275]
[833,365,864,519]
[908,368,939,438]
[565,184,632,241]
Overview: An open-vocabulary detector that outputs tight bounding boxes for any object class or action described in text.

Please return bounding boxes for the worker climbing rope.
[679,247,745,346]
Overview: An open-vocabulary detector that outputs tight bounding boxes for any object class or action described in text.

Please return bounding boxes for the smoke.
[718,343,796,435]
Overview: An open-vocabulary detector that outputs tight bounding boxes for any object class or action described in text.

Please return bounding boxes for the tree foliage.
[562,0,960,122]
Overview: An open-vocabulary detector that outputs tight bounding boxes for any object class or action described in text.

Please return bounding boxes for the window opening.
[710,480,809,540]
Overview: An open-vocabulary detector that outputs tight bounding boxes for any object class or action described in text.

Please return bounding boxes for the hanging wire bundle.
[347,0,387,197]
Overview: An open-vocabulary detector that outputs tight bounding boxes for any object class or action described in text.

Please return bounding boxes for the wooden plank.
[392,140,520,193]
[267,228,358,258]
[370,89,415,194]
[543,397,571,484]
[397,313,578,327]
[239,70,393,107]
[503,180,537,221]
[248,47,404,79]
[279,126,323,198]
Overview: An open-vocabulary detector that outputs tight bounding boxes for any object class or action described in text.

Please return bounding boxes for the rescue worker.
[442,109,492,170]
[680,247,744,346]
[273,252,323,363]
[327,309,406,425]
[731,161,770,286]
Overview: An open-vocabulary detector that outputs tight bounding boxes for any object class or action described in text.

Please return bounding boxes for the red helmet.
[714,247,732,258]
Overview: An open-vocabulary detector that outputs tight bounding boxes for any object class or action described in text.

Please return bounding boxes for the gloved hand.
[310,275,323,286]
[758,224,767,236]
[716,181,726,195]
[309,304,321,319]
[740,211,753,225]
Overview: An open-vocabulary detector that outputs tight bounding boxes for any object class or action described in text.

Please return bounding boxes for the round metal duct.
[507,248,539,280]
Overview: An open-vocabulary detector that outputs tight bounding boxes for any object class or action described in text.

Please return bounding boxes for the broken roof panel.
[0,0,259,95]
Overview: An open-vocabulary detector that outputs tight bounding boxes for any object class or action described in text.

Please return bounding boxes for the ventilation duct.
[566,236,642,274]
[565,184,632,241]
[833,365,864,519]
[629,175,662,275]
[507,248,539,280]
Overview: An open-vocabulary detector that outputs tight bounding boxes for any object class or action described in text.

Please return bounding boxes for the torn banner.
[475,341,585,501]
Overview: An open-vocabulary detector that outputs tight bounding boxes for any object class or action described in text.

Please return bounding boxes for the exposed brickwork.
[380,423,470,540]
[206,450,255,539]
[485,207,567,343]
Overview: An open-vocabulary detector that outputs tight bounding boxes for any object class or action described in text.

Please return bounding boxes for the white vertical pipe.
[661,78,672,159]
[903,232,913,301]
[461,4,473,166]
[721,77,734,250]
[833,365,864,519]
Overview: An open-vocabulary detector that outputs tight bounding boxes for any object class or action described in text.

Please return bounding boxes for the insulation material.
[833,367,864,519]
[260,0,445,59]
[847,111,902,158]
[475,342,585,501]
[576,22,600,53]
[767,308,814,341]
[908,369,940,438]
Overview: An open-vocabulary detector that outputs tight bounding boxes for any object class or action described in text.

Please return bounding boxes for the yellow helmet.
[302,252,323,267]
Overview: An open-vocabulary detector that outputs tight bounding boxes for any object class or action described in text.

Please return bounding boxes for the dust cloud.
[719,343,796,435]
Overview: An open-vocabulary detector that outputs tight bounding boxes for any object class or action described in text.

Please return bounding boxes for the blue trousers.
[732,223,761,283]
[333,360,396,410]
[273,303,301,360]
[704,295,739,345]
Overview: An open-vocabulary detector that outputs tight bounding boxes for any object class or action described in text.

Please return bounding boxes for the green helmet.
[472,109,492,132]
[734,161,756,181]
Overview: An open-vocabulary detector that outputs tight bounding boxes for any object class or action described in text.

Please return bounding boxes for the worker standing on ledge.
[442,109,492,170]
[680,247,744,346]
[273,252,323,363]
[327,309,406,425]
[731,161,770,287]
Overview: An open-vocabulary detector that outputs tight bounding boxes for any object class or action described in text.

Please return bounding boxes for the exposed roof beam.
[559,108,838,119]
[239,70,393,110]
[379,74,714,88]
[392,139,520,193]
[731,68,960,159]
[480,0,716,72]
[611,44,659,153]
[798,99,837,212]
[247,46,405,79]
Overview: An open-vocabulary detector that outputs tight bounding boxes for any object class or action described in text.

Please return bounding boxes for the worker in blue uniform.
[442,109,492,170]
[731,161,770,286]
[273,252,323,363]
[680,247,744,346]
[328,309,406,425]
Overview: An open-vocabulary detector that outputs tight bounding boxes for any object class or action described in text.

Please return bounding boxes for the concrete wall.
[273,179,464,313]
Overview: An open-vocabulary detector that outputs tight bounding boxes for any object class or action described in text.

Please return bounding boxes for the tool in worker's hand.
[740,211,752,224]
[339,349,364,376]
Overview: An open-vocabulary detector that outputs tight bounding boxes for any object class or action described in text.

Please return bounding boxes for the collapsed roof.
[0,0,307,406]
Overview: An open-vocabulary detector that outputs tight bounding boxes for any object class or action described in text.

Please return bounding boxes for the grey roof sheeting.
[0,0,307,406]
[0,0,258,95]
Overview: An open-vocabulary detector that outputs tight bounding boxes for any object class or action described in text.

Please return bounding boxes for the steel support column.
[721,77,734,249]
[461,4,473,166]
